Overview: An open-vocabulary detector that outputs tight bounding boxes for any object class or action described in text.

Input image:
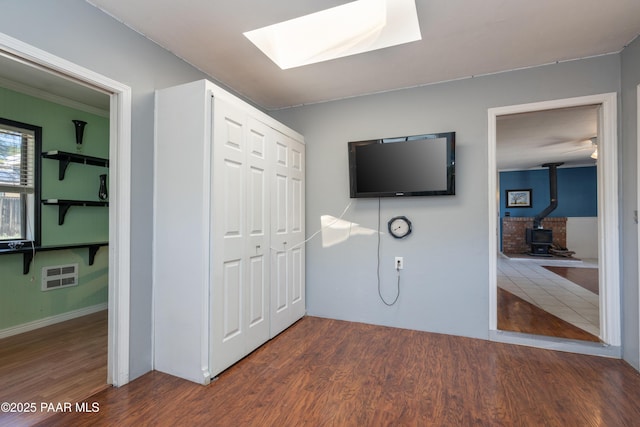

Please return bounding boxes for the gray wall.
[2,1,638,375]
[271,55,624,341]
[621,36,640,370]
[0,0,216,380]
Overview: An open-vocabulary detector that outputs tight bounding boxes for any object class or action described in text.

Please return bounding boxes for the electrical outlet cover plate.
[395,257,404,269]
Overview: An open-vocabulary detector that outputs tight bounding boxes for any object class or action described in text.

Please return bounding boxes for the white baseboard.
[0,303,108,339]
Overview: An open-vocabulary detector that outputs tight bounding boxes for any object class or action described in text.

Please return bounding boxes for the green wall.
[0,87,109,330]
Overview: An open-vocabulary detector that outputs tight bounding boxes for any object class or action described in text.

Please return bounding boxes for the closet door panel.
[274,250,288,313]
[270,136,290,335]
[270,133,305,337]
[291,176,303,233]
[223,160,243,238]
[272,170,289,314]
[291,246,303,304]
[248,167,266,235]
[247,165,267,336]
[244,118,271,350]
[222,259,243,340]
[247,125,267,237]
[211,99,247,375]
[274,173,288,234]
[288,138,306,320]
[248,255,266,326]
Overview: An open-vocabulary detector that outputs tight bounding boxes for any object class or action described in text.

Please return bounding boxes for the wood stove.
[526,228,553,256]
[526,162,563,256]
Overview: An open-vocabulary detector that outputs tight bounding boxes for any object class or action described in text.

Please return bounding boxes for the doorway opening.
[0,33,131,389]
[488,94,621,357]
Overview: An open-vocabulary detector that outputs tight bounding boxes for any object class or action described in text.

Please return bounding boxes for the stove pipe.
[533,162,564,229]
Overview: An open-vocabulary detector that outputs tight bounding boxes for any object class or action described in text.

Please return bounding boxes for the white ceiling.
[0,52,110,113]
[0,1,638,170]
[497,105,599,170]
[86,0,640,110]
[81,0,639,170]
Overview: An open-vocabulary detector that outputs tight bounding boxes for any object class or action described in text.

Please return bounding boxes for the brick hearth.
[501,217,567,254]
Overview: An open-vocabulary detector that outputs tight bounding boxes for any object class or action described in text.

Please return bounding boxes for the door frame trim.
[0,33,132,385]
[488,93,620,351]
[637,83,640,366]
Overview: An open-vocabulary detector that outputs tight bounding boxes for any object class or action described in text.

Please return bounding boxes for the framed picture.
[505,189,532,208]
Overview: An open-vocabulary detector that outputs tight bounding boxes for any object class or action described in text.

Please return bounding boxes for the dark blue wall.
[500,166,597,218]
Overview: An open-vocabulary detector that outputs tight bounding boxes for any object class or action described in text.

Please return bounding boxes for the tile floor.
[497,254,600,337]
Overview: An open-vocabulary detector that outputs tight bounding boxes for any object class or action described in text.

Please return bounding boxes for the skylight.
[243,0,421,70]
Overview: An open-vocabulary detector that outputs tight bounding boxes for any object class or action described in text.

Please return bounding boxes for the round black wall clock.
[388,216,412,239]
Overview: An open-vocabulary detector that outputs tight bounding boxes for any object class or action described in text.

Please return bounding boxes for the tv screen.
[348,132,455,198]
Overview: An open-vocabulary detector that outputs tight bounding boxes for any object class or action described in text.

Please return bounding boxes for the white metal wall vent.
[41,263,79,291]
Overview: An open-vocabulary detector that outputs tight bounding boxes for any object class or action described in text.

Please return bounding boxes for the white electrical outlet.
[395,257,404,270]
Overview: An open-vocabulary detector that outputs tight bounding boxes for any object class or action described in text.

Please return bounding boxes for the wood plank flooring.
[497,288,600,342]
[542,265,599,294]
[0,311,108,427]
[35,316,640,427]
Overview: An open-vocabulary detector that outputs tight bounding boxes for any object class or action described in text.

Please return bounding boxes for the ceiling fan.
[543,137,597,156]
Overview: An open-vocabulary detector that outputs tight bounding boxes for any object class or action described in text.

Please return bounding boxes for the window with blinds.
[0,118,41,244]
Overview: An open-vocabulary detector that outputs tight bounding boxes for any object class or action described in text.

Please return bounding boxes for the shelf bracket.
[23,251,34,275]
[58,204,72,225]
[58,158,71,180]
[88,245,101,265]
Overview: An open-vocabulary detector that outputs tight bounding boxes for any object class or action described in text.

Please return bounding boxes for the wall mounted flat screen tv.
[348,132,455,198]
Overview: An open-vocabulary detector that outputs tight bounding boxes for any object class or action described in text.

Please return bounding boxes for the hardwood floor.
[497,288,600,342]
[499,257,600,338]
[34,316,640,427]
[542,265,599,294]
[0,310,108,427]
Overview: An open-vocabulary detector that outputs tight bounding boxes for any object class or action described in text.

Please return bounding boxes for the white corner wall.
[567,217,598,259]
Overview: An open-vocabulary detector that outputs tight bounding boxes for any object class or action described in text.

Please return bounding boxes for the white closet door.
[244,117,271,351]
[154,80,304,384]
[270,132,305,337]
[210,98,249,375]
[210,99,272,376]
[288,138,306,323]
